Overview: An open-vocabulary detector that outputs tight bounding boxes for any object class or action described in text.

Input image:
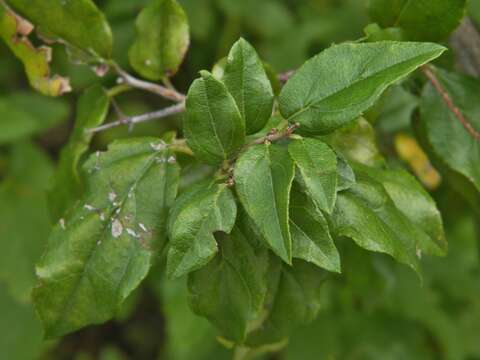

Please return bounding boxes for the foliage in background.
[0,0,479,359]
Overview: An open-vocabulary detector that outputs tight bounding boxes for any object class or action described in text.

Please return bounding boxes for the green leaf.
[374,85,419,133]
[234,143,294,263]
[184,70,245,165]
[0,92,69,144]
[129,0,189,80]
[336,154,356,192]
[223,38,274,134]
[288,137,337,214]
[279,41,446,134]
[6,0,113,58]
[246,260,327,347]
[0,4,71,96]
[324,117,383,167]
[188,227,269,342]
[0,142,53,302]
[0,284,43,360]
[33,138,180,338]
[354,164,447,256]
[167,182,237,278]
[48,85,110,222]
[290,189,340,273]
[368,0,466,41]
[331,172,437,275]
[420,68,480,193]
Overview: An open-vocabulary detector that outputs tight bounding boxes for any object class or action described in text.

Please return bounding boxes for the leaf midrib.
[286,49,440,121]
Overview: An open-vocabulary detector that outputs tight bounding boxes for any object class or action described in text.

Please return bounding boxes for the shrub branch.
[422,65,480,141]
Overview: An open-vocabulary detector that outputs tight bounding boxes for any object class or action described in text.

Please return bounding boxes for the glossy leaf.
[7,0,113,58]
[290,190,340,273]
[421,68,480,193]
[289,137,337,214]
[279,41,446,134]
[0,92,69,144]
[369,0,466,41]
[33,138,180,338]
[234,143,294,263]
[331,172,433,275]
[0,5,71,96]
[48,85,110,222]
[184,70,245,165]
[0,142,53,302]
[223,38,274,134]
[246,260,327,347]
[129,0,189,80]
[167,182,237,278]
[188,227,269,342]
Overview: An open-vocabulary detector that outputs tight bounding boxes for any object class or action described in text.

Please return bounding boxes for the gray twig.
[87,103,185,134]
[111,63,186,102]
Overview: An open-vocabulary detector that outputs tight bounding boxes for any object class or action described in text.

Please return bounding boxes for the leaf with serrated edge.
[289,137,337,214]
[184,70,245,165]
[167,182,237,278]
[279,41,446,134]
[290,189,340,273]
[331,172,431,275]
[33,138,180,338]
[223,38,274,134]
[234,143,294,263]
[354,163,447,256]
[187,227,269,342]
[129,0,189,80]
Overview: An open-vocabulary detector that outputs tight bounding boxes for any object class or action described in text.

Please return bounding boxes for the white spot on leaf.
[109,191,117,203]
[112,219,123,238]
[126,228,139,238]
[150,141,166,151]
[59,218,66,230]
[84,204,96,211]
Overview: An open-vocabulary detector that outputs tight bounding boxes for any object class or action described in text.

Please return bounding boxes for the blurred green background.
[1,0,479,359]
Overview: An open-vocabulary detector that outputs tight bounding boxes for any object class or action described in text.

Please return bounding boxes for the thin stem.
[422,65,480,141]
[86,103,185,134]
[110,62,185,102]
[248,122,300,147]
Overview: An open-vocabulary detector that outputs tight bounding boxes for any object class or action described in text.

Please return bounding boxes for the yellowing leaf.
[0,4,70,96]
[395,133,441,190]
